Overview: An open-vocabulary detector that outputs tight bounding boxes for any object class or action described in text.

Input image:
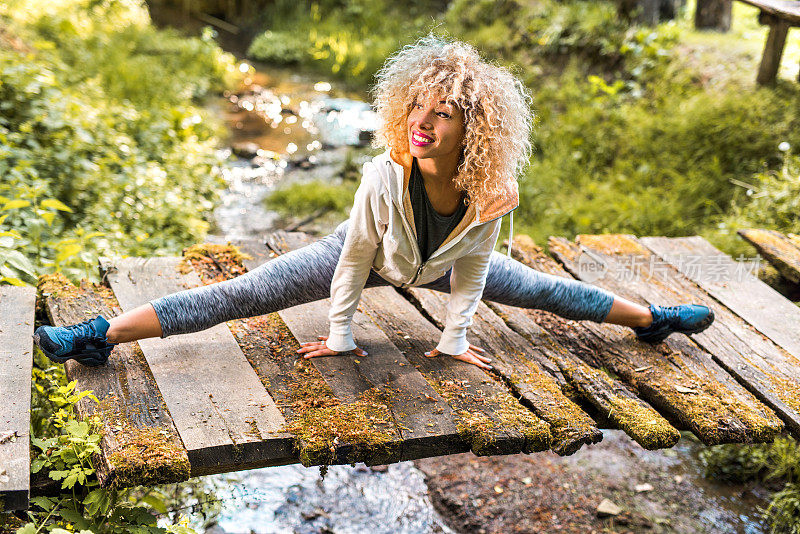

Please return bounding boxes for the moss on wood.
[509,357,595,440]
[556,354,681,449]
[95,395,190,488]
[179,243,252,281]
[428,376,551,455]
[38,272,82,299]
[526,235,784,445]
[576,234,650,256]
[285,378,400,466]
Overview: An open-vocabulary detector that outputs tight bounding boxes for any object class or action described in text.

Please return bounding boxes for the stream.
[170,59,773,534]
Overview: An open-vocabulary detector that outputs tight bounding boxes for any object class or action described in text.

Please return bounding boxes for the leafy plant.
[247,0,437,84]
[18,350,213,533]
[265,179,358,218]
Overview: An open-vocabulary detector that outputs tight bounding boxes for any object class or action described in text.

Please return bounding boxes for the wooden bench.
[1,286,36,512]
[23,231,799,492]
[735,0,800,84]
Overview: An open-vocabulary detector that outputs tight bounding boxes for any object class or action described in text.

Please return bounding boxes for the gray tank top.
[409,157,468,263]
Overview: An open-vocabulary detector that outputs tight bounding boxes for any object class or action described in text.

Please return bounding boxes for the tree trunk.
[617,0,685,25]
[695,0,732,31]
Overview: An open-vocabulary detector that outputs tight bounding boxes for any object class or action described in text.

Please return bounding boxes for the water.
[209,66,379,240]
[203,463,454,534]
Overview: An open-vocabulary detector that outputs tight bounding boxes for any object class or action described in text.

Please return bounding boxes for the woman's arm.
[324,162,389,352]
[434,219,503,357]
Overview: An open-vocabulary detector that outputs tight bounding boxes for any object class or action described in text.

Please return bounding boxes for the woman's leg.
[419,251,652,327]
[109,220,389,343]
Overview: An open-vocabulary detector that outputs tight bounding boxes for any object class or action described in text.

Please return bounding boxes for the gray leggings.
[150,220,616,338]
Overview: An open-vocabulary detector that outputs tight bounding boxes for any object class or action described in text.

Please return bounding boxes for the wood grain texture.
[525,235,783,445]
[738,228,800,285]
[574,234,800,440]
[485,299,681,450]
[38,274,190,489]
[0,286,36,511]
[403,286,603,455]
[641,236,800,359]
[180,240,398,466]
[100,257,293,476]
[266,231,551,456]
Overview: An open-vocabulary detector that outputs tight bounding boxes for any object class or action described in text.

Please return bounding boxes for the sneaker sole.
[33,332,111,366]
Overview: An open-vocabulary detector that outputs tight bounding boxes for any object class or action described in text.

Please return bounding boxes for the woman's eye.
[437,112,451,118]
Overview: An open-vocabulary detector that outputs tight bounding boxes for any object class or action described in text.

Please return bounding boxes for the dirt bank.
[416,430,771,534]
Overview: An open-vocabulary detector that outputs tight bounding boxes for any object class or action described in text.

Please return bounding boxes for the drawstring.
[506,210,514,258]
[506,211,514,268]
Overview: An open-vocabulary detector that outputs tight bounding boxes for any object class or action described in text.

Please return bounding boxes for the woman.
[34,36,714,370]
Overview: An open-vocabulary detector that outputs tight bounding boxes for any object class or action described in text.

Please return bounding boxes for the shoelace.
[655,306,684,327]
[62,318,102,344]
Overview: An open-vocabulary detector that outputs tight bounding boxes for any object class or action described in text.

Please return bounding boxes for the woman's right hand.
[296,335,368,359]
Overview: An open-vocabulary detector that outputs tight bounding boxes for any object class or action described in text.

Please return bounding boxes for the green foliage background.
[0,0,239,285]
[252,0,800,260]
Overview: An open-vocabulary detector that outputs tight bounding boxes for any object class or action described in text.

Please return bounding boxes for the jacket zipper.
[385,159,514,288]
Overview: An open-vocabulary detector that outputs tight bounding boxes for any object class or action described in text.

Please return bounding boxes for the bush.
[248,30,306,64]
[247,0,437,84]
[766,483,800,534]
[446,0,679,86]
[0,0,239,284]
[265,180,358,218]
[514,74,800,247]
[711,149,800,256]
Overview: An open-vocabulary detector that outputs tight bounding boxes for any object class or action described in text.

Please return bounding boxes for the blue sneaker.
[634,304,715,344]
[33,315,117,366]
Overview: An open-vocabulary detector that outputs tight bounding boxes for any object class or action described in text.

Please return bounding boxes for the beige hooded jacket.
[326,148,519,355]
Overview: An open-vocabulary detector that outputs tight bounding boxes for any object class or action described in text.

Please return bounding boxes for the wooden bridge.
[2,230,799,511]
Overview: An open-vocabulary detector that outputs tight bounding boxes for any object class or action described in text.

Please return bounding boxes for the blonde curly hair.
[371,35,534,209]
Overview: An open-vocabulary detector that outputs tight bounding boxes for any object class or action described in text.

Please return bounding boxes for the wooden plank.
[100,257,294,476]
[574,234,800,440]
[738,228,800,284]
[37,274,191,489]
[485,300,682,450]
[234,238,467,464]
[641,235,800,359]
[523,235,784,444]
[402,286,603,455]
[0,286,35,511]
[266,231,551,456]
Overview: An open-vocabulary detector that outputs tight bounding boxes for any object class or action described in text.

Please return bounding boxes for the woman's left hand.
[425,344,492,370]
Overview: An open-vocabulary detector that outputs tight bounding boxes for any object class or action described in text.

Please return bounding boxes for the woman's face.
[407,92,466,163]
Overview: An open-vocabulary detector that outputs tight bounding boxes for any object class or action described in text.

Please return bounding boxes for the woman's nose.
[417,110,434,128]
